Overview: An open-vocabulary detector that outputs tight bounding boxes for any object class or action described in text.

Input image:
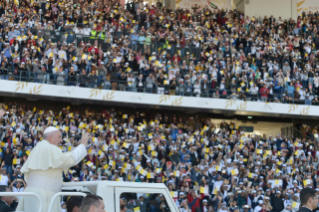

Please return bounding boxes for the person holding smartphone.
[10,178,27,201]
[179,200,191,212]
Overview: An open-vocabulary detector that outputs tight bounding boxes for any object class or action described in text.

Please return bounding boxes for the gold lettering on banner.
[308,6,319,11]
[178,0,230,10]
[297,0,305,13]
[297,0,305,7]
[296,0,319,14]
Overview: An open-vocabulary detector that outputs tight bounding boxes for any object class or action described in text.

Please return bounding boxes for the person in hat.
[10,178,26,201]
[16,127,91,212]
[179,199,191,212]
[270,190,284,212]
[254,200,263,212]
[135,195,151,212]
[0,166,9,186]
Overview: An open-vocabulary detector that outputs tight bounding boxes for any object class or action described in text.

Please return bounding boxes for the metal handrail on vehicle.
[47,192,87,212]
[0,192,42,212]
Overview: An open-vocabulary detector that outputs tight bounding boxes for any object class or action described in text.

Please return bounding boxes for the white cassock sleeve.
[72,144,87,164]
[21,140,88,175]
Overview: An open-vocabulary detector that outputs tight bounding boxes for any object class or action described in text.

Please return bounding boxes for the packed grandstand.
[0,0,318,104]
[0,102,318,212]
[0,0,319,211]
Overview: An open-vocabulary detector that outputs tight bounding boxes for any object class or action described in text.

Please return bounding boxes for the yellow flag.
[147,173,153,179]
[134,207,140,212]
[200,187,205,193]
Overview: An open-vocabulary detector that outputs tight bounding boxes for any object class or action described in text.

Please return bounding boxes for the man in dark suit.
[0,185,18,212]
[298,188,318,212]
[268,15,276,25]
[270,190,284,212]
[126,0,135,14]
[201,78,210,97]
[66,196,84,212]
[144,18,151,30]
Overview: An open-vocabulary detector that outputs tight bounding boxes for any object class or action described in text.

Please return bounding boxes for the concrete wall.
[236,0,245,13]
[244,0,298,20]
[212,119,292,137]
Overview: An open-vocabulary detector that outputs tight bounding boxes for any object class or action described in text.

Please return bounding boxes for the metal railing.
[293,127,312,141]
[29,29,202,59]
[281,126,312,141]
[281,126,293,138]
[0,71,316,106]
[0,192,42,212]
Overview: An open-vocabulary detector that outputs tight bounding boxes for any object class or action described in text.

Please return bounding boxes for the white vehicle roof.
[63,181,168,194]
[62,181,178,212]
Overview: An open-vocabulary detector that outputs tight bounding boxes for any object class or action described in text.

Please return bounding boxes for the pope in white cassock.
[16,126,91,212]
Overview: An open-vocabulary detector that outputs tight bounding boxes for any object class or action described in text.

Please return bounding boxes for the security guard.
[298,188,318,212]
[90,28,97,40]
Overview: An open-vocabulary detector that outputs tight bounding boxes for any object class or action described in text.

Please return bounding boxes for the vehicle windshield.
[120,192,171,212]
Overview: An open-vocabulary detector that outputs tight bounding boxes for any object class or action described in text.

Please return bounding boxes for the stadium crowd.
[1,0,319,211]
[0,103,318,212]
[0,0,318,104]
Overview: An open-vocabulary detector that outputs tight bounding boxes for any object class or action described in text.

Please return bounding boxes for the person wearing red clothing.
[260,84,269,102]
[181,12,188,21]
[187,190,200,212]
[86,151,96,164]
[27,39,36,46]
[88,45,99,55]
[10,37,16,46]
[172,53,181,63]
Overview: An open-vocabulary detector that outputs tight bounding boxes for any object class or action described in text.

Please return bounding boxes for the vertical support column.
[164,0,175,10]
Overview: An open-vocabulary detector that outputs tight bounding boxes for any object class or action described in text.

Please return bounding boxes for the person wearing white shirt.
[0,168,10,186]
[83,26,91,36]
[57,49,67,61]
[178,200,191,212]
[16,127,90,212]
[253,200,263,212]
[299,87,306,100]
[15,123,22,134]
[217,201,228,212]
[73,27,83,34]
[283,195,291,209]
[11,179,26,201]
[133,156,142,168]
